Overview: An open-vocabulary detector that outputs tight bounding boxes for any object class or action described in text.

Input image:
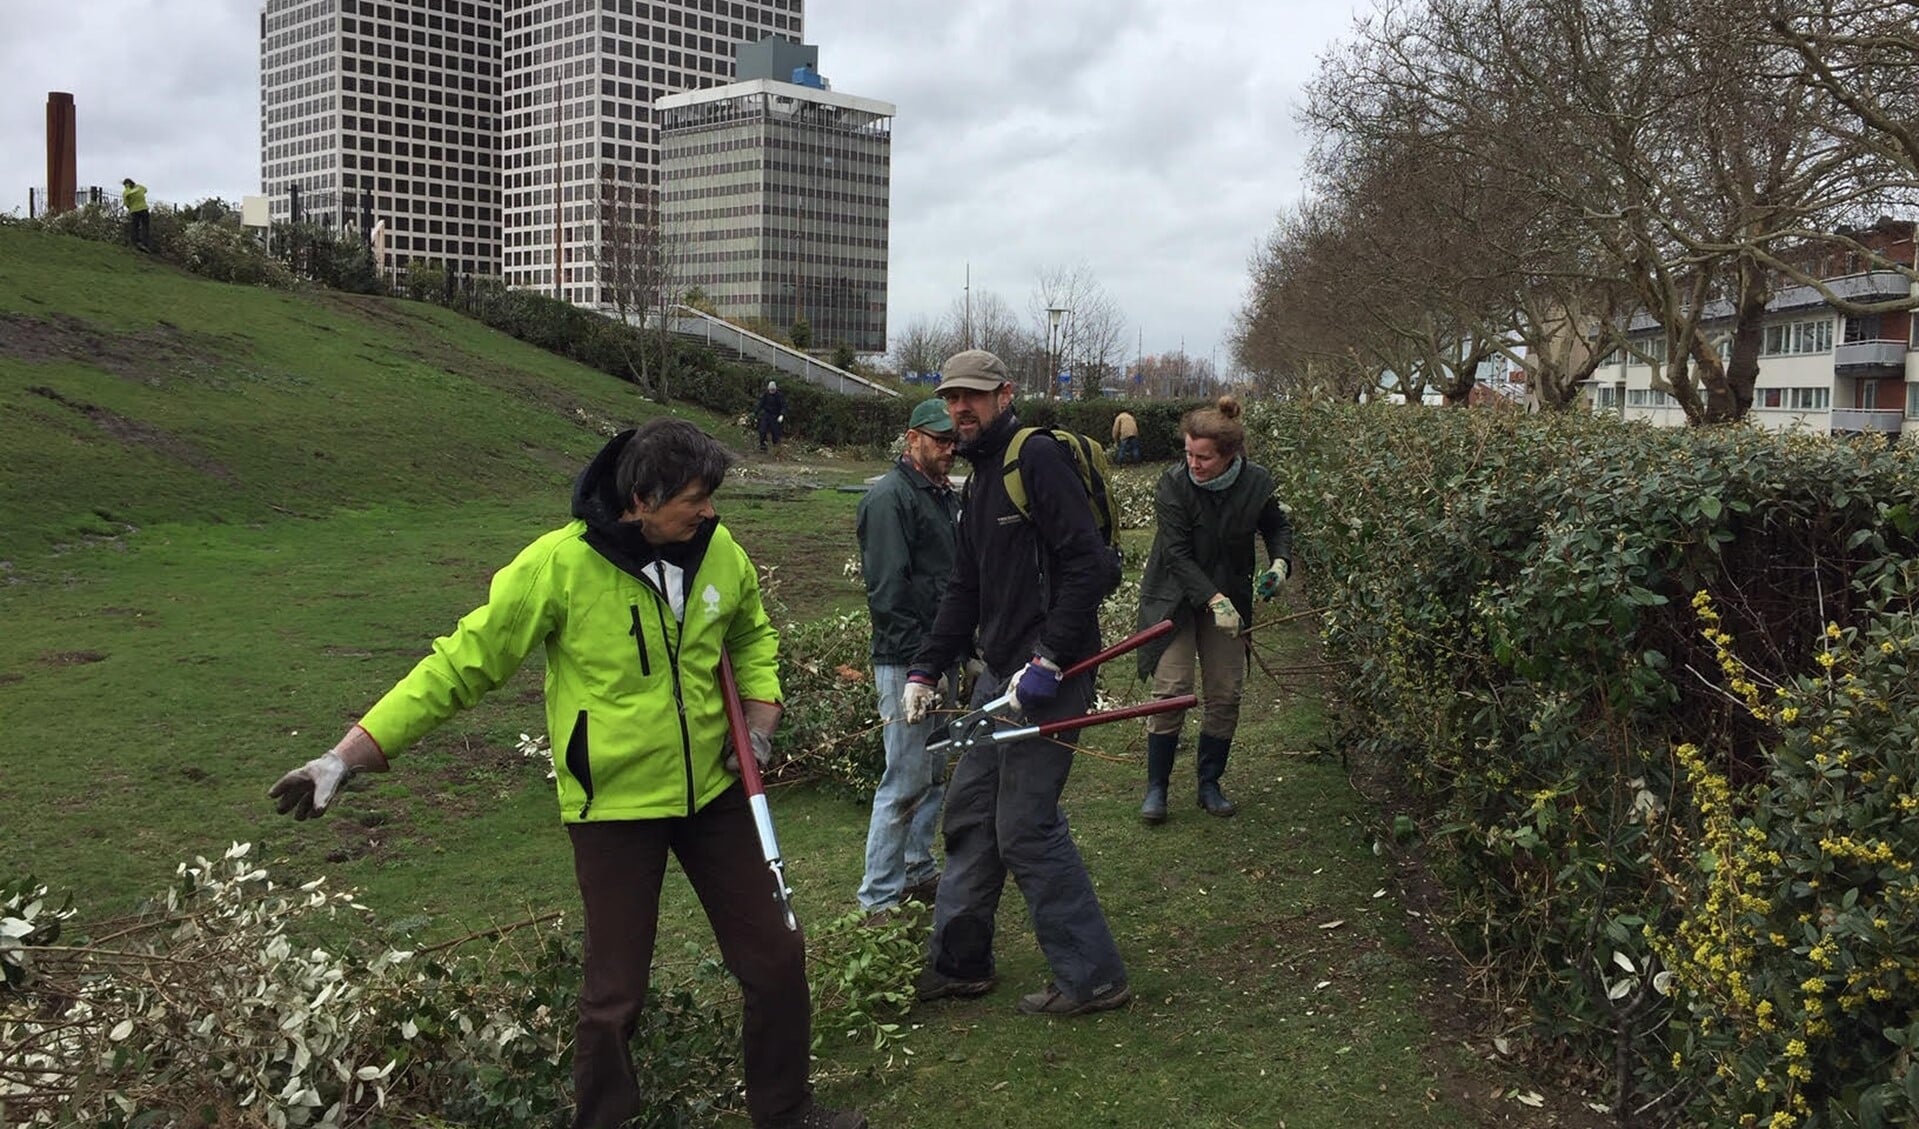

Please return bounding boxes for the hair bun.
[1215,395,1242,420]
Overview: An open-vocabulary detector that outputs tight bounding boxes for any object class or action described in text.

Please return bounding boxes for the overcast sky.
[0,0,1370,371]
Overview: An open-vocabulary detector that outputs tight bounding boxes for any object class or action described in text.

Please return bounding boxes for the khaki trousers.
[1144,611,1247,740]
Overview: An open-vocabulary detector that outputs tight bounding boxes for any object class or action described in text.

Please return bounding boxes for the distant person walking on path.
[267,418,866,1129]
[120,178,151,252]
[1110,410,1141,465]
[757,380,787,451]
[856,398,962,919]
[1132,395,1293,823]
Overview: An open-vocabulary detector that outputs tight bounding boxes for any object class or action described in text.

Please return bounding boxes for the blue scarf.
[1190,456,1243,492]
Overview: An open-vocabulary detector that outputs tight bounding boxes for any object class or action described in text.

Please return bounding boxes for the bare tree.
[599,167,681,404]
[888,314,956,381]
[1031,264,1129,399]
[940,290,1040,391]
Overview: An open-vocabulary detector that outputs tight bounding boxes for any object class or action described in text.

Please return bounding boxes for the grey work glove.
[270,751,353,820]
[723,728,773,774]
[901,673,940,725]
[1207,593,1243,633]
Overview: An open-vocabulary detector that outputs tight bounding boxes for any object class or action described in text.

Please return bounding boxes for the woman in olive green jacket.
[1133,396,1293,823]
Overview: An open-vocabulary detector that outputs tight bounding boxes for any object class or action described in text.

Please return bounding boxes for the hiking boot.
[762,1098,868,1129]
[902,871,941,904]
[1016,981,1134,1017]
[914,967,997,1002]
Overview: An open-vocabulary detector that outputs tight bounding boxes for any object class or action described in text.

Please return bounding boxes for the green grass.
[0,227,1598,1127]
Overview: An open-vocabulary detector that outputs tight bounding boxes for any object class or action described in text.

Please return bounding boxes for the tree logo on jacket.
[702,584,723,620]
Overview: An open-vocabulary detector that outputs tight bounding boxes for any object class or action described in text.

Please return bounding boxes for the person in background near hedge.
[267,418,866,1129]
[757,380,787,451]
[1111,409,1141,465]
[855,398,962,920]
[121,178,151,252]
[901,348,1133,1017]
[1132,395,1293,823]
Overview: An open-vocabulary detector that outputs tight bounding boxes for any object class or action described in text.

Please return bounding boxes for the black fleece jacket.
[909,411,1108,677]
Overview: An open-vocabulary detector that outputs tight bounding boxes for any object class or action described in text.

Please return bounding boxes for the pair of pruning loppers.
[718,650,797,931]
[925,619,1198,757]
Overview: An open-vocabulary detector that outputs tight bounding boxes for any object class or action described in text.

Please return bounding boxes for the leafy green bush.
[1255,401,1919,1118]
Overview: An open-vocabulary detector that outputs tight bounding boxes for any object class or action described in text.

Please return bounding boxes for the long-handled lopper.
[926,618,1199,756]
[719,650,797,931]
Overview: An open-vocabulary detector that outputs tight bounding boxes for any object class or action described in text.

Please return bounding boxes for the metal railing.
[1833,339,1910,369]
[636,304,897,398]
[1830,408,1905,433]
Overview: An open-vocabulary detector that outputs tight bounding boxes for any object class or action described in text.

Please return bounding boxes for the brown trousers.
[567,784,811,1129]
[1144,612,1249,740]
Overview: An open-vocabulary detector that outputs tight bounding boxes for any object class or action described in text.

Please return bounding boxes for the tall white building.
[498,0,803,302]
[260,0,504,276]
[262,0,806,291]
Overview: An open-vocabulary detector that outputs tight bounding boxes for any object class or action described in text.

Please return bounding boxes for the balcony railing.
[1834,339,1909,369]
[1773,270,1915,311]
[1830,408,1905,433]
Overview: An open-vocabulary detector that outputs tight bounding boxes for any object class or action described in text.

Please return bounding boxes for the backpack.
[999,426,1124,596]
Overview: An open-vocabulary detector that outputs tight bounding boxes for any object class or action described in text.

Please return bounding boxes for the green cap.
[907,398,955,435]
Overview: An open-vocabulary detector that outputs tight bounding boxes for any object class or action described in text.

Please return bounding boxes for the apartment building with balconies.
[1586,219,1919,434]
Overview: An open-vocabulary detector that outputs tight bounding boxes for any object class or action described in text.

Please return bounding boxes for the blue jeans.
[857,664,947,911]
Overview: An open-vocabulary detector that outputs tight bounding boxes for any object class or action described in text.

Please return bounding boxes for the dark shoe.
[1017,981,1133,1017]
[902,871,941,904]
[1196,733,1237,817]
[763,1098,868,1129]
[1140,782,1168,824]
[915,967,997,1002]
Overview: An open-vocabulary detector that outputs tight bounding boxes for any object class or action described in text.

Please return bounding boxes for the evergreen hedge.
[1257,401,1919,1126]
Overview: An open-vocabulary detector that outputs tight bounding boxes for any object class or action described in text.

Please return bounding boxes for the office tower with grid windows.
[656,43,891,352]
[259,0,504,277]
[498,0,804,304]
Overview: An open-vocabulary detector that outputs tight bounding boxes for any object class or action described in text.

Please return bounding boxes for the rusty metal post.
[45,92,76,215]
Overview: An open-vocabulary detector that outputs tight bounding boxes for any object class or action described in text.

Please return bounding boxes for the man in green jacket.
[855,398,961,916]
[268,419,865,1129]
[121,178,151,252]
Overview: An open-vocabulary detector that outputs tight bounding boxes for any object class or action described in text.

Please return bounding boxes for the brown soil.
[0,312,226,387]
[25,384,236,482]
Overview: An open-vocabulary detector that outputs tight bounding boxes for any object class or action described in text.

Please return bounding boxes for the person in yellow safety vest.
[120,178,151,252]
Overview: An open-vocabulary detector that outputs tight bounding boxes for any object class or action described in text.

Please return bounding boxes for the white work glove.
[269,751,352,820]
[777,414,785,423]
[723,729,773,774]
[1255,559,1290,601]
[1005,655,1062,715]
[1207,593,1242,633]
[902,673,940,724]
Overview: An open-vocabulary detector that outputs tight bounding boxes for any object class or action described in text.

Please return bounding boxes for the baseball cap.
[907,398,955,436]
[934,349,1011,394]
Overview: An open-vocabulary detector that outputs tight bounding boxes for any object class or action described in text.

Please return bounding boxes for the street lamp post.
[1046,305,1070,400]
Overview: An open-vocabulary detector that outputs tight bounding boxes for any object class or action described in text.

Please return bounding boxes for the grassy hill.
[0,223,701,568]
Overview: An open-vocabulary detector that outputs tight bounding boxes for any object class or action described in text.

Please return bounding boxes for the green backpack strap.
[1000,427,1041,521]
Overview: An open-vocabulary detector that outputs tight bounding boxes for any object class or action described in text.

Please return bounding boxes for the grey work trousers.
[926,666,1129,1001]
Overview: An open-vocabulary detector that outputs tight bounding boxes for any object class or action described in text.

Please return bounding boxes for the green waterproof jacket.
[358,431,780,823]
[856,457,960,664]
[1134,458,1292,680]
[122,183,147,212]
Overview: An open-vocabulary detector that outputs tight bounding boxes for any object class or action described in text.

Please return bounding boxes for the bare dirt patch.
[38,650,108,667]
[0,312,226,387]
[26,385,236,482]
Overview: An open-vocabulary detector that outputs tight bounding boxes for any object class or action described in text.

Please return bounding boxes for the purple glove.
[1006,656,1061,715]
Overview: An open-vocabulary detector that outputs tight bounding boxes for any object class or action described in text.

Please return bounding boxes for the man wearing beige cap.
[855,398,962,918]
[900,349,1132,1017]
